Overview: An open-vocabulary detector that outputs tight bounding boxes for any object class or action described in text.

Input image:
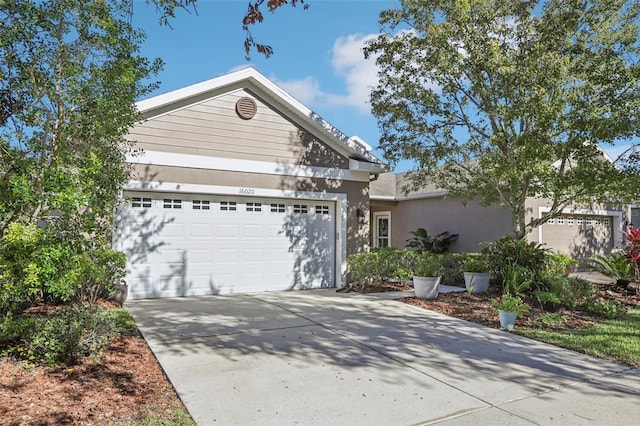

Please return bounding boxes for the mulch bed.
[0,334,190,425]
[360,280,639,332]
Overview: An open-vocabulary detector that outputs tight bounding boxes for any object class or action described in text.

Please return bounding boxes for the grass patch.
[517,308,640,367]
[123,400,195,426]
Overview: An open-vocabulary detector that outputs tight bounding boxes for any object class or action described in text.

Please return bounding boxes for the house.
[112,67,385,299]
[370,172,627,260]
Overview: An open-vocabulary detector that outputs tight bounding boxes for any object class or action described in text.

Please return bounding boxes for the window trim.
[372,211,391,248]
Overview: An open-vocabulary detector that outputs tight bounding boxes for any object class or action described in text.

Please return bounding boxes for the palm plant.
[587,254,634,282]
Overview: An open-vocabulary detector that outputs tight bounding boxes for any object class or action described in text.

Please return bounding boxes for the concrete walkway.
[126,290,640,425]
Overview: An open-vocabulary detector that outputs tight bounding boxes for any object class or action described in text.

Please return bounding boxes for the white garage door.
[113,192,335,298]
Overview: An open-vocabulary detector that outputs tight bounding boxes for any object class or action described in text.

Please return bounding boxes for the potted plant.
[491,293,530,330]
[535,291,564,313]
[462,254,491,294]
[412,254,443,299]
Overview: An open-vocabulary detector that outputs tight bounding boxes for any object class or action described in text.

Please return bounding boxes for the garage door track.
[126,290,640,425]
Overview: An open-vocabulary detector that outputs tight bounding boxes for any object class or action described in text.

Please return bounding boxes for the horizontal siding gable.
[129,89,348,169]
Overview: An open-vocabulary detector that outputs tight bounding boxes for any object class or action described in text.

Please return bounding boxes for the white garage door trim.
[537,206,623,247]
[121,180,348,291]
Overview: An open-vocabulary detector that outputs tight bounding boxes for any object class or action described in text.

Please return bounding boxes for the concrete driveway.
[126,290,640,425]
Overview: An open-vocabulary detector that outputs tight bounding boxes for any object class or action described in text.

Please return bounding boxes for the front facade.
[370,172,627,260]
[113,68,384,299]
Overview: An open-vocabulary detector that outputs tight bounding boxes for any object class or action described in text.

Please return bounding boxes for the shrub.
[413,253,443,277]
[582,296,627,319]
[0,222,127,312]
[461,253,490,273]
[564,277,597,308]
[1,304,128,365]
[348,249,418,286]
[545,253,577,276]
[537,275,595,308]
[74,248,126,304]
[482,236,548,281]
[440,253,466,286]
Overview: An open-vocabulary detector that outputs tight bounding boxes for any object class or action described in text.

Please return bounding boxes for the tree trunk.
[511,201,527,240]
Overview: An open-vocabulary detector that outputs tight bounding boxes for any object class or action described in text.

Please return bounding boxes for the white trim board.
[122,180,348,289]
[128,150,371,182]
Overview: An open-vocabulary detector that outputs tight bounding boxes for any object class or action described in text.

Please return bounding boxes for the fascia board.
[370,190,450,201]
[349,159,388,173]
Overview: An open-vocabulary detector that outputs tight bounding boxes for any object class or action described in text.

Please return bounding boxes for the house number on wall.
[239,187,256,195]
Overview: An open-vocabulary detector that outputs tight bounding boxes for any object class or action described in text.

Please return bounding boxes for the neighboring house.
[370,172,627,260]
[112,67,385,299]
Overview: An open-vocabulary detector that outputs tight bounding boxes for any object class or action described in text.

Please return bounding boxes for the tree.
[0,0,161,307]
[0,0,308,309]
[365,0,640,239]
[149,0,309,59]
[1,0,161,233]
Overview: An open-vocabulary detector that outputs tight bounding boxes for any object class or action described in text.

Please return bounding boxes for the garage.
[538,212,621,258]
[114,68,384,298]
[113,192,336,299]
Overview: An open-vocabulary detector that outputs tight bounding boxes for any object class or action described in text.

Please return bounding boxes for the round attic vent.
[235,97,257,120]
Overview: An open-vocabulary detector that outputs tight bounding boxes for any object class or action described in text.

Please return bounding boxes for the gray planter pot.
[413,276,441,299]
[463,272,491,294]
[498,310,518,330]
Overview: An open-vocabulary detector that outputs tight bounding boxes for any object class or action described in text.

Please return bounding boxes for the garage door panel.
[189,249,212,264]
[218,224,239,238]
[162,222,185,237]
[243,224,264,238]
[189,223,212,237]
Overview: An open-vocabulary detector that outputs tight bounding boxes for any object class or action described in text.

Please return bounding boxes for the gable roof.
[135,67,385,170]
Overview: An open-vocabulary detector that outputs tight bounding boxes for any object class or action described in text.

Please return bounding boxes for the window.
[315,205,329,215]
[547,217,555,225]
[192,200,210,210]
[567,217,574,226]
[577,217,584,226]
[220,201,237,211]
[585,218,593,226]
[132,197,152,208]
[557,217,565,225]
[246,202,262,212]
[293,204,308,214]
[603,218,610,226]
[163,199,181,209]
[373,211,391,248]
[270,203,285,213]
[594,217,602,226]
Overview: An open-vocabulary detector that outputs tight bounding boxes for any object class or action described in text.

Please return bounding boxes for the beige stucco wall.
[371,196,512,253]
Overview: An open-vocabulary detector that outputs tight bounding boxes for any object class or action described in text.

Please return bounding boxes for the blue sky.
[132,0,400,167]
[132,0,633,171]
